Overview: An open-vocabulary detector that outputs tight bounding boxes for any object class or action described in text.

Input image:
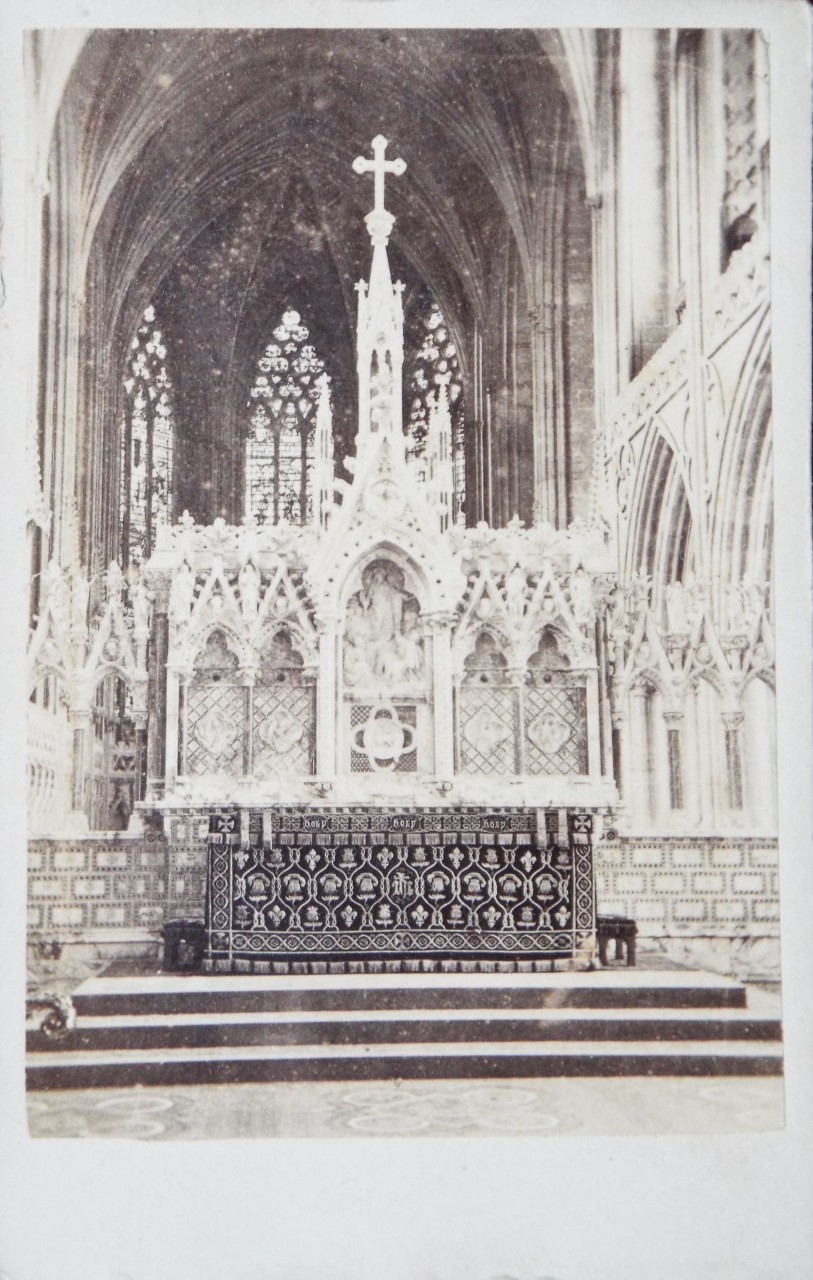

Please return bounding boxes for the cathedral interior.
[24,28,780,1100]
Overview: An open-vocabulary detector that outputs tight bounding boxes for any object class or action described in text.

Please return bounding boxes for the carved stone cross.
[352,135,406,214]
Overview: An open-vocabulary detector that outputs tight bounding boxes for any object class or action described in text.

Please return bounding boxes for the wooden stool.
[596,915,637,967]
[163,919,206,971]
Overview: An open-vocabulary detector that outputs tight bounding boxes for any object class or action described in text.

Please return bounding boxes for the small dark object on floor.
[163,920,206,972]
[597,915,637,967]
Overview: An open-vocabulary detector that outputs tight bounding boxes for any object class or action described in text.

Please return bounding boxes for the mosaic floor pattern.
[27,1075,784,1140]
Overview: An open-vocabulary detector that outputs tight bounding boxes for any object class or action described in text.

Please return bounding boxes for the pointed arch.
[119,303,176,566]
[627,428,695,598]
[711,319,772,591]
[244,309,327,525]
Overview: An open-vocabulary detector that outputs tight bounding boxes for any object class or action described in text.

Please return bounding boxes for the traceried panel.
[186,684,244,777]
[457,633,517,776]
[119,304,175,566]
[245,310,327,525]
[253,630,315,777]
[524,682,588,776]
[524,630,588,776]
[405,299,465,517]
[185,631,244,777]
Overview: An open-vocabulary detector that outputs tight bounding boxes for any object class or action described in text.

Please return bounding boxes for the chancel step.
[26,971,782,1090]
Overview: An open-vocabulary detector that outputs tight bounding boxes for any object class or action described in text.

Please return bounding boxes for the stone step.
[26,1036,784,1090]
[68,969,751,1017]
[27,969,781,1090]
[27,1005,782,1053]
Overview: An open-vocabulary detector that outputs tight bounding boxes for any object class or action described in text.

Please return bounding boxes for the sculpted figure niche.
[343,560,424,689]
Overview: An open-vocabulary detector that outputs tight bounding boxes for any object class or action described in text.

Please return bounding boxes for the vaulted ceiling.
[51,29,592,528]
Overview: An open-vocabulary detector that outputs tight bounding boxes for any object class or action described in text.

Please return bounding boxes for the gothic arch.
[710,315,772,591]
[626,428,694,587]
[188,623,245,674]
[257,621,316,673]
[332,538,443,620]
[454,623,514,676]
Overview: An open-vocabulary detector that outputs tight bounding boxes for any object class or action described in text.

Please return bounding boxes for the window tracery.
[406,302,466,516]
[245,310,326,525]
[119,305,175,566]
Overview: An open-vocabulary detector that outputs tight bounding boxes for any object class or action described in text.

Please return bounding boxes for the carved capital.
[315,609,341,635]
[423,610,456,634]
[721,710,744,730]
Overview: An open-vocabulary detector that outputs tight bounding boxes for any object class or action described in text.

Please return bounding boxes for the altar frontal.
[205,807,594,971]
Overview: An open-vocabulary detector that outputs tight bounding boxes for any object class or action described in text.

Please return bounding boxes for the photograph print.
[23,26,784,1140]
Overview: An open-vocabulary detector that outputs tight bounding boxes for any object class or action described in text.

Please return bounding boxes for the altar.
[204,805,594,972]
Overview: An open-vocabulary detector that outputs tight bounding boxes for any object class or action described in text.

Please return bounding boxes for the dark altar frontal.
[204,807,595,973]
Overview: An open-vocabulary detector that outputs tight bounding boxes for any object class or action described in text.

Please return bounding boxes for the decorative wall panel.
[253,685,314,776]
[349,704,419,773]
[186,684,244,776]
[457,687,517,775]
[594,836,780,936]
[524,683,588,776]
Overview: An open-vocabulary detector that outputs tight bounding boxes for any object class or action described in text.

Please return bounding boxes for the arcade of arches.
[26,29,777,981]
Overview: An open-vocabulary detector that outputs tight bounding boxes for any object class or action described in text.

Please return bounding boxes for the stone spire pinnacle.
[352,136,407,453]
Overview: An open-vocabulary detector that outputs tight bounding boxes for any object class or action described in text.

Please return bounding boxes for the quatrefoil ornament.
[351,704,414,772]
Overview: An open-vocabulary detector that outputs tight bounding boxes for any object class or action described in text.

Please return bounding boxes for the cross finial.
[352,135,406,215]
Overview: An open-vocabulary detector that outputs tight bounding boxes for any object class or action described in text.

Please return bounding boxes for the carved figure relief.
[238,559,261,618]
[169,559,195,627]
[343,559,424,689]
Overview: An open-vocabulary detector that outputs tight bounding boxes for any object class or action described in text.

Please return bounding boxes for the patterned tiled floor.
[27,1075,784,1140]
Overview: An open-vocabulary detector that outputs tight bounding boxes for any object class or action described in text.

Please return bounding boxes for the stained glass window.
[406,303,466,516]
[120,305,175,565]
[245,310,326,524]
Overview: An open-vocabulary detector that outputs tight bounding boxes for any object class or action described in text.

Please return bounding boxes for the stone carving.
[569,566,595,630]
[343,560,423,688]
[192,705,240,758]
[70,570,90,632]
[351,704,415,771]
[664,581,690,635]
[169,560,195,628]
[105,560,125,603]
[41,560,67,625]
[505,564,527,622]
[238,559,261,619]
[527,709,572,756]
[257,705,305,755]
[131,575,152,635]
[463,704,513,755]
[723,578,765,638]
[369,354,395,434]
